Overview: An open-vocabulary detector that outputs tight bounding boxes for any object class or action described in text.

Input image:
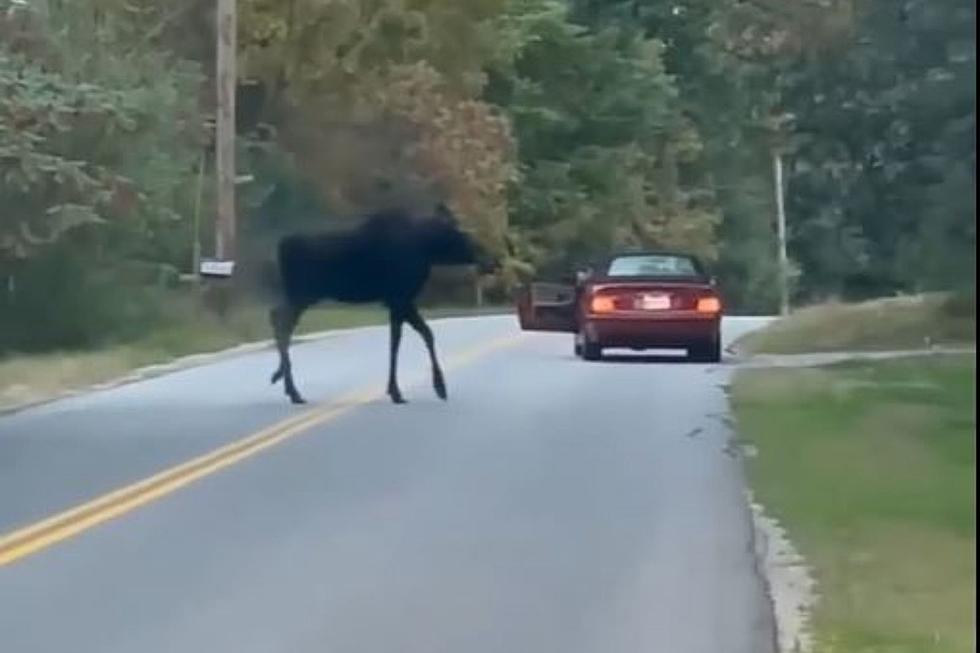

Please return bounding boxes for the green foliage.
[550,0,789,311]
[774,0,976,300]
[0,0,975,353]
[488,0,720,280]
[0,0,204,266]
[0,0,203,351]
[0,51,125,259]
[0,243,182,351]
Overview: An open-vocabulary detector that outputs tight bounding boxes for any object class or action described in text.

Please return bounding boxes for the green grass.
[733,356,976,653]
[0,301,505,411]
[737,294,976,355]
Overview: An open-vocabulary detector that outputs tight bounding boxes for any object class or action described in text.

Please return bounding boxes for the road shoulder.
[733,354,976,653]
[0,312,504,416]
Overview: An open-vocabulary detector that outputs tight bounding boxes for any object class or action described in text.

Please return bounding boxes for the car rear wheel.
[577,326,602,361]
[689,338,721,363]
[581,338,603,361]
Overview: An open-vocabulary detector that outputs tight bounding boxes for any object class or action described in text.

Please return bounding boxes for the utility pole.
[191,150,206,280]
[199,0,237,317]
[215,0,237,266]
[772,149,790,316]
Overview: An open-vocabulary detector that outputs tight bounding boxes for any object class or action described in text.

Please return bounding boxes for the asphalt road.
[1,315,775,653]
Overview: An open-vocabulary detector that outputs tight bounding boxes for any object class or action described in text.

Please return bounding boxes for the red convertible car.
[516,252,723,362]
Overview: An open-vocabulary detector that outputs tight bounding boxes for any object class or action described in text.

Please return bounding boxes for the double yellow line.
[0,331,526,567]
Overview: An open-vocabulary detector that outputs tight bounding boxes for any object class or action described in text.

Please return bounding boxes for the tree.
[487,0,720,281]
[775,0,976,299]
[1,1,204,264]
[236,0,517,267]
[543,0,797,312]
[1,0,205,350]
[0,52,127,260]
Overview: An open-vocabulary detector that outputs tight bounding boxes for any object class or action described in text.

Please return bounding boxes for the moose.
[269,203,496,405]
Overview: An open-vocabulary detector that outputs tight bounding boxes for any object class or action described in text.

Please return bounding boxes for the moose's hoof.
[434,381,448,401]
[388,390,407,405]
[287,392,307,405]
[271,368,284,385]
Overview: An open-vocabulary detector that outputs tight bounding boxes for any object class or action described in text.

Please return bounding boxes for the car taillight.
[590,295,617,313]
[696,296,721,313]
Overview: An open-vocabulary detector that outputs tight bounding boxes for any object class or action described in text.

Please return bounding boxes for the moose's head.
[425,202,499,274]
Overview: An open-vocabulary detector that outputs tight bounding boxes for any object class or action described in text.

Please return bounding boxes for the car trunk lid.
[587,281,718,313]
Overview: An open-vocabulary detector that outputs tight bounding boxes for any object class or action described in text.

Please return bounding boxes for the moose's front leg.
[406,306,447,400]
[387,307,407,404]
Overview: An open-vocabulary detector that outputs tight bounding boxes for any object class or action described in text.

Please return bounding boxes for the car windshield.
[606,255,700,278]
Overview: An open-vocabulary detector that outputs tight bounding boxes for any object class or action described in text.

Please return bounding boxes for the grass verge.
[0,302,505,411]
[737,294,976,355]
[733,355,976,652]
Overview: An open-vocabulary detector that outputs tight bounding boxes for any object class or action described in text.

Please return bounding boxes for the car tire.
[689,338,721,363]
[582,339,603,361]
[576,324,602,361]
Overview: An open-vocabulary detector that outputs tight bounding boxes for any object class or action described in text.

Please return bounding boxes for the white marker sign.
[199,259,235,278]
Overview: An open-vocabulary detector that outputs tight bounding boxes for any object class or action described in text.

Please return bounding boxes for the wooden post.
[215,0,237,264]
[475,269,484,308]
[191,150,206,280]
[202,0,238,321]
[772,149,790,316]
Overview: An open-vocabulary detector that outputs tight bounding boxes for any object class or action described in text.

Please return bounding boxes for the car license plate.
[638,293,671,310]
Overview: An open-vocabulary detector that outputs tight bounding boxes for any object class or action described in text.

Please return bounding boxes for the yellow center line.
[0,331,528,567]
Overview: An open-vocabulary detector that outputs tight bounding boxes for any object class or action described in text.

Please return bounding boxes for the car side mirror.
[575,269,592,284]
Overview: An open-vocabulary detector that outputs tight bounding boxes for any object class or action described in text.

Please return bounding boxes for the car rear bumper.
[583,313,721,348]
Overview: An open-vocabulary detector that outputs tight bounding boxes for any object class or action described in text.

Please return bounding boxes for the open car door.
[516,282,578,332]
